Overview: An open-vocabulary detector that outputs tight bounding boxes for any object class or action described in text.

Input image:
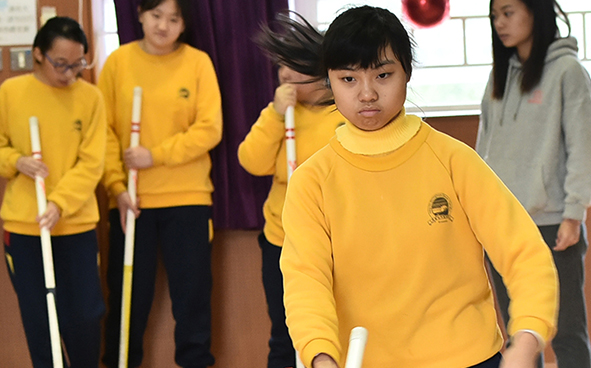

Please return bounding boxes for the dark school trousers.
[102,206,214,368]
[3,230,105,368]
[259,232,296,368]
[469,352,502,367]
[489,224,591,368]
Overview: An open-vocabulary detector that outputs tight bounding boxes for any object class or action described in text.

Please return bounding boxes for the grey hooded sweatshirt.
[476,36,591,226]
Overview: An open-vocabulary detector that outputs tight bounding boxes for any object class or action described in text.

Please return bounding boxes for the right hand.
[37,201,61,231]
[500,332,540,368]
[16,156,49,179]
[273,83,297,116]
[312,353,339,368]
[116,191,140,233]
[554,218,581,251]
[124,146,154,170]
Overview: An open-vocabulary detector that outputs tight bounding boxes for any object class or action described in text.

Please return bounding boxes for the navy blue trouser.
[102,206,214,368]
[259,232,296,368]
[489,224,591,368]
[3,230,105,368]
[470,352,502,367]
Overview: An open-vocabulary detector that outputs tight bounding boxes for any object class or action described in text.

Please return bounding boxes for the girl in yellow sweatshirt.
[0,17,106,367]
[98,0,222,367]
[276,7,559,368]
[239,64,344,367]
[238,19,344,367]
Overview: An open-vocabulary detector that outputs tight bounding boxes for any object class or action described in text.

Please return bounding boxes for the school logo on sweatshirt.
[179,88,190,99]
[528,89,543,104]
[73,119,82,132]
[428,193,453,225]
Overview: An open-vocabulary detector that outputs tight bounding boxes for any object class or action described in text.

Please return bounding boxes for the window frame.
[91,0,119,78]
[290,0,591,117]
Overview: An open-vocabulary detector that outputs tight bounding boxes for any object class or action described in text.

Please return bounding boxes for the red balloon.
[402,0,450,28]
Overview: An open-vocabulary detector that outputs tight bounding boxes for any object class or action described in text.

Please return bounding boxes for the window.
[291,0,591,117]
[92,0,120,76]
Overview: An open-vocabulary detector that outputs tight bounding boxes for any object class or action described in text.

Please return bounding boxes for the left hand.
[37,201,61,231]
[554,218,581,251]
[124,146,153,170]
[116,191,140,233]
[500,332,540,368]
[312,353,339,368]
[16,156,49,179]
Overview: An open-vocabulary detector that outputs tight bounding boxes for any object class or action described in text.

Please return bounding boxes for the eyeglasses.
[44,54,88,74]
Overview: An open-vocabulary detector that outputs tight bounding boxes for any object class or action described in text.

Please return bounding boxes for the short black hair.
[139,0,191,43]
[33,17,88,54]
[255,11,324,79]
[322,6,415,80]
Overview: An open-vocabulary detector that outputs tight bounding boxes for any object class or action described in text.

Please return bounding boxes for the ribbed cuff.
[150,146,164,166]
[301,339,340,368]
[509,316,555,343]
[109,181,127,199]
[269,102,286,120]
[563,202,587,222]
[7,152,21,178]
[513,330,545,352]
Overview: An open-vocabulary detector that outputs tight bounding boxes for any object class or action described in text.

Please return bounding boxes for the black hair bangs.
[322,28,391,71]
[322,6,414,78]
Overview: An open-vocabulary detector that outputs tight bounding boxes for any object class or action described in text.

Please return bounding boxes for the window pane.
[104,0,118,33]
[104,33,120,57]
[295,1,590,116]
[559,0,590,12]
[407,65,490,114]
[413,19,464,66]
[317,0,400,24]
[465,18,492,64]
[316,0,349,23]
[364,0,401,13]
[587,14,591,60]
[449,0,489,17]
[563,14,585,59]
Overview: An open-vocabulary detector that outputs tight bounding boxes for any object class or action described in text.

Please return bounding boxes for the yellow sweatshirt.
[98,42,222,208]
[0,74,106,235]
[281,112,558,368]
[238,102,345,245]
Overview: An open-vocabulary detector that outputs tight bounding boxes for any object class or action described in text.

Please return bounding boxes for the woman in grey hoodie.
[477,0,591,366]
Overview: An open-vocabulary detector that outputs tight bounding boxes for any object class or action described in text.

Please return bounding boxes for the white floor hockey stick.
[296,352,305,368]
[285,105,296,181]
[285,104,302,368]
[119,86,142,368]
[29,117,64,368]
[344,327,368,368]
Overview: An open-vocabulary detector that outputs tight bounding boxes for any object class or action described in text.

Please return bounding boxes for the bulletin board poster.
[0,0,37,46]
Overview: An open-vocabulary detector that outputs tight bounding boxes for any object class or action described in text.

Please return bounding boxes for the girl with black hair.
[238,14,345,368]
[98,0,222,367]
[275,6,558,368]
[477,0,591,367]
[0,16,106,367]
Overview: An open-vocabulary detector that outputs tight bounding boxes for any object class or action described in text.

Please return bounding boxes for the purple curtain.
[113,0,288,229]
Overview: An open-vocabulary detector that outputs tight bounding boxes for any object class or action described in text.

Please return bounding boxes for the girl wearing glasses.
[98,0,222,367]
[0,17,107,367]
